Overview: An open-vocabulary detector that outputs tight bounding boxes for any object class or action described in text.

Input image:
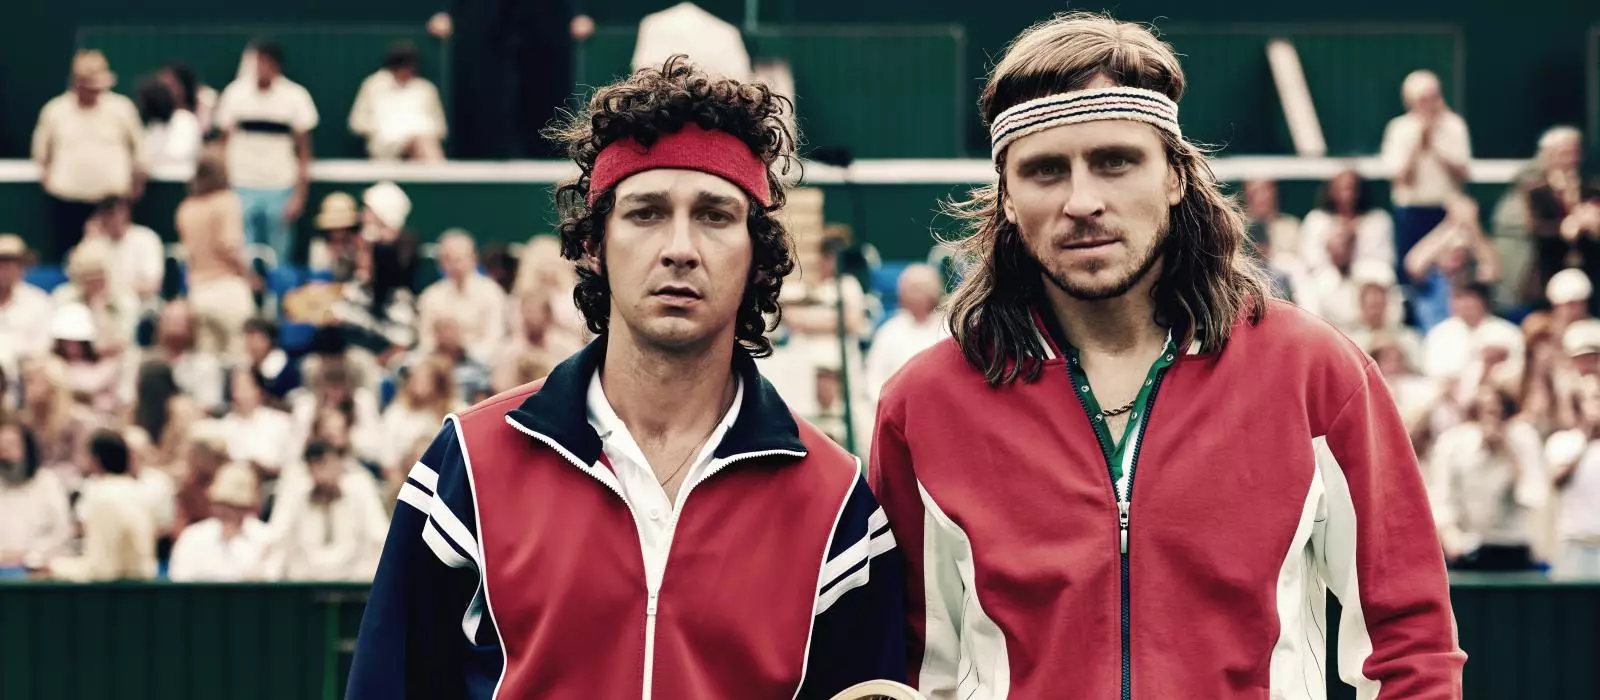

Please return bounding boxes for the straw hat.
[70,49,116,91]
[207,463,260,509]
[315,191,361,231]
[1563,319,1600,358]
[0,233,28,260]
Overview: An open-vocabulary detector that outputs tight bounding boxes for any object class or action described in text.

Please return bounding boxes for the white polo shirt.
[215,76,319,189]
[1380,110,1472,207]
[586,371,742,594]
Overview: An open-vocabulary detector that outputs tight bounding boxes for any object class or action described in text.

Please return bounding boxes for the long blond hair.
[945,12,1271,385]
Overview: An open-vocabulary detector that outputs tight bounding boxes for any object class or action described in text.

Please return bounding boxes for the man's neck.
[1042,268,1167,357]
[600,327,737,442]
[449,275,470,291]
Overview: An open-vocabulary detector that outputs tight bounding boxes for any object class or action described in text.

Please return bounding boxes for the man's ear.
[1165,166,1184,207]
[582,237,603,272]
[1001,187,1018,225]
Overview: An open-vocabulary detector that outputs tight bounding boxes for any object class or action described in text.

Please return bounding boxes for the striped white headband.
[989,87,1181,161]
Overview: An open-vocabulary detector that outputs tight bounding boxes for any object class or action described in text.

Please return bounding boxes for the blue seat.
[267,266,306,297]
[23,265,67,292]
[279,322,318,355]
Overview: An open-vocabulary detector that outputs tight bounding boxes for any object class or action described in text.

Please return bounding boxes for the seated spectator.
[1295,227,1367,329]
[1299,168,1394,274]
[491,290,583,392]
[49,302,125,415]
[17,357,96,490]
[81,196,165,308]
[136,76,201,169]
[0,417,72,572]
[1430,386,1547,571]
[422,316,492,404]
[380,355,457,473]
[1515,312,1573,435]
[1544,375,1600,580]
[168,462,270,582]
[490,350,555,395]
[1404,195,1502,331]
[143,300,225,412]
[510,234,585,340]
[219,366,296,481]
[171,420,229,534]
[1423,283,1524,425]
[214,39,317,266]
[864,264,948,400]
[1243,179,1301,258]
[348,42,447,162]
[239,318,301,402]
[177,149,256,359]
[308,191,361,282]
[1546,268,1593,333]
[1346,260,1419,351]
[0,234,57,362]
[48,429,158,581]
[289,359,382,469]
[1365,331,1438,453]
[324,183,419,361]
[418,229,506,362]
[54,240,140,349]
[265,441,388,581]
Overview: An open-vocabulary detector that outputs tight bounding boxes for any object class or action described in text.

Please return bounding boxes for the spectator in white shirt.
[1430,385,1547,571]
[81,197,166,308]
[31,50,145,263]
[220,366,296,481]
[265,441,389,581]
[136,77,202,169]
[865,264,948,400]
[121,426,176,539]
[1545,376,1600,579]
[144,300,226,412]
[214,40,318,266]
[53,241,141,354]
[289,359,383,469]
[1381,69,1472,274]
[1243,179,1301,258]
[1546,268,1593,333]
[157,62,218,138]
[0,417,72,572]
[0,234,56,363]
[1299,169,1395,274]
[349,43,447,162]
[50,430,159,582]
[379,354,457,473]
[1342,261,1413,347]
[417,230,507,361]
[169,462,271,581]
[1423,282,1524,387]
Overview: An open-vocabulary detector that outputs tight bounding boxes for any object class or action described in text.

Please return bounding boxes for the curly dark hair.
[548,56,798,358]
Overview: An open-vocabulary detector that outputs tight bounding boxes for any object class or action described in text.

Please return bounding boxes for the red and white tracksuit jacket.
[871,300,1465,699]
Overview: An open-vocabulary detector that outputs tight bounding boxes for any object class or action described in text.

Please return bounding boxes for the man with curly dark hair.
[349,57,906,700]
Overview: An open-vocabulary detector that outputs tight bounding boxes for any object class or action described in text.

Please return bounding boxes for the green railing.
[0,576,1595,699]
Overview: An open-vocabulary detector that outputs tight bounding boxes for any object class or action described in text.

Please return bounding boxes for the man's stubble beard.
[1038,218,1169,302]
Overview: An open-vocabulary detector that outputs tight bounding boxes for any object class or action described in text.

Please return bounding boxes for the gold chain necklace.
[655,383,738,487]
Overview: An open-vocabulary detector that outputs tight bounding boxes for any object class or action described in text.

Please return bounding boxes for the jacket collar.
[1030,301,1205,358]
[505,336,807,468]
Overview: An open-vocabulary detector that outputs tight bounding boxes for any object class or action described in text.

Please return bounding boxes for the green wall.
[0,577,1595,699]
[0,1,1591,160]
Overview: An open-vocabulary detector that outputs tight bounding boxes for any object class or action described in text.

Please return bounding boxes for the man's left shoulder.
[1238,300,1374,375]
[789,414,863,474]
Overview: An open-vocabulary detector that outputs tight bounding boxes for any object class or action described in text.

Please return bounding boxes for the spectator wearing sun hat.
[1346,260,1421,361]
[31,49,146,263]
[1546,267,1594,330]
[0,234,55,365]
[49,302,124,415]
[168,462,271,582]
[309,191,361,282]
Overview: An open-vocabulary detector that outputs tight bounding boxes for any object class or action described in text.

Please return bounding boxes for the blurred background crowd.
[2,0,1600,593]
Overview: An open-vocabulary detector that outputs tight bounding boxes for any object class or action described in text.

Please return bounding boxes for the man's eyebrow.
[694,191,744,209]
[1013,153,1070,171]
[618,191,671,206]
[1086,144,1148,161]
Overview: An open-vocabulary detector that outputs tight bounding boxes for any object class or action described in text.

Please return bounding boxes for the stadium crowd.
[2,38,1600,585]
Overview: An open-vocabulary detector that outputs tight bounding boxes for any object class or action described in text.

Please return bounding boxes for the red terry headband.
[587,123,772,207]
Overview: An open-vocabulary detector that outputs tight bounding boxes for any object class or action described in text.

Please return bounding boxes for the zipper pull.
[1118,501,1130,554]
[647,591,659,616]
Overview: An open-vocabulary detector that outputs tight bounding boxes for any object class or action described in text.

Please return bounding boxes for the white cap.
[1349,260,1397,289]
[363,181,412,231]
[49,303,97,343]
[1547,268,1593,305]
[1472,321,1522,352]
[1564,319,1600,357]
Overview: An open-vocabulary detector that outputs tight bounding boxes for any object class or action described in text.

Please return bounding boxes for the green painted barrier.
[0,577,1595,699]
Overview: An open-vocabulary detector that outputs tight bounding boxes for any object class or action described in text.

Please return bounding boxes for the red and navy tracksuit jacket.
[347,340,905,699]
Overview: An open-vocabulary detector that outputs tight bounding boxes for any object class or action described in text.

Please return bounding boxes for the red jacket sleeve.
[1312,362,1466,698]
